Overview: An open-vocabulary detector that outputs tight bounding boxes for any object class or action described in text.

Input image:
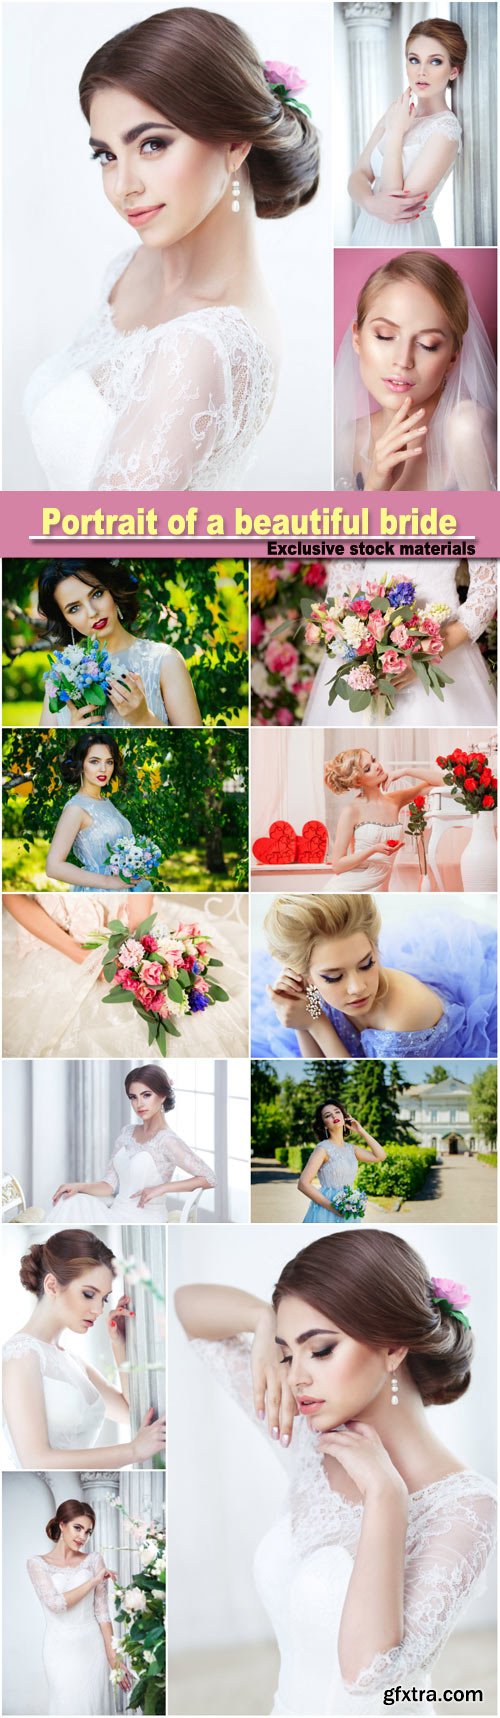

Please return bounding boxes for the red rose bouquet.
[436,750,498,814]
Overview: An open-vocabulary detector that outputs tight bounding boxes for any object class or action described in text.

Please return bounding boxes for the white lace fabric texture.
[191,1336,497,1703]
[25,249,276,490]
[104,1123,216,1191]
[325,561,497,644]
[3,1333,105,1466]
[27,1552,110,1623]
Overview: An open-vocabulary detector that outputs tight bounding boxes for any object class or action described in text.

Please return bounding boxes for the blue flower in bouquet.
[44,635,112,715]
[105,834,163,884]
[387,581,415,607]
[189,991,210,1012]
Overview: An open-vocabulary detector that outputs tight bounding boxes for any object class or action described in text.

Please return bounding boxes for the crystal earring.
[117,605,123,619]
[305,984,323,1020]
[390,1372,399,1407]
[231,176,240,213]
[70,627,76,645]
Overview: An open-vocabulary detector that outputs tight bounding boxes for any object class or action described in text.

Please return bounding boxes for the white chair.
[166,1184,204,1225]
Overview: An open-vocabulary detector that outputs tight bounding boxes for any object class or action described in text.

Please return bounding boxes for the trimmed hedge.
[355,1144,436,1202]
[274,1145,315,1171]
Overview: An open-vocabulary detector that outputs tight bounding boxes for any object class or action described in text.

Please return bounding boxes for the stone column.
[451,2,497,244]
[121,1227,166,1438]
[343,3,393,195]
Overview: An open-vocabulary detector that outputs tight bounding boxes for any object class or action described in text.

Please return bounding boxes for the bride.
[321,748,444,891]
[334,253,497,492]
[24,6,320,491]
[51,1063,215,1223]
[2,892,247,1059]
[38,561,201,728]
[304,561,497,728]
[45,736,155,892]
[27,1497,132,1715]
[3,1228,166,1470]
[175,1229,497,1715]
[348,18,465,247]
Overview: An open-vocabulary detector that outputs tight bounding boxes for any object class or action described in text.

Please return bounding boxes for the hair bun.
[45,1515,61,1542]
[19,1242,45,1296]
[408,1308,474,1406]
[250,106,319,219]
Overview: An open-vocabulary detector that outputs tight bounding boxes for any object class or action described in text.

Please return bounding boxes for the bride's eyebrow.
[89,121,176,148]
[370,315,447,337]
[275,1328,339,1348]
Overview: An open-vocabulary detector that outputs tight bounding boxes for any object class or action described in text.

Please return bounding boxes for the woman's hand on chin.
[317,1420,408,1505]
[251,1306,297,1447]
[365,397,427,490]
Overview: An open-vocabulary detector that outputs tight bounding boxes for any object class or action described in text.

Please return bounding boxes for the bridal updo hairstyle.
[79,6,320,219]
[405,18,467,84]
[125,1063,175,1113]
[264,892,388,1001]
[46,1500,96,1542]
[273,1231,473,1406]
[60,735,125,787]
[20,1231,116,1299]
[324,749,367,795]
[38,561,140,648]
[356,253,469,353]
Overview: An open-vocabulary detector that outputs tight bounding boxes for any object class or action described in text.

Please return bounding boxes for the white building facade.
[398,1077,488,1154]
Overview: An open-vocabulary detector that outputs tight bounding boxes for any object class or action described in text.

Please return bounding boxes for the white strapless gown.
[351,111,461,247]
[51,1142,168,1224]
[304,561,497,727]
[321,820,402,890]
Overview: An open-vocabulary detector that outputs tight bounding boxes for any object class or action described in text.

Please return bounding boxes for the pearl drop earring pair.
[390,1372,399,1407]
[231,175,241,213]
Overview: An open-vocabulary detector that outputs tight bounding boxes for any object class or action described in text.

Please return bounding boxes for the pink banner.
[0,489,499,558]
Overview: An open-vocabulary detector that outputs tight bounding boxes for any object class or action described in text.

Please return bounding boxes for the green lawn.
[476,1153,497,1167]
[2,838,245,893]
[2,702,249,728]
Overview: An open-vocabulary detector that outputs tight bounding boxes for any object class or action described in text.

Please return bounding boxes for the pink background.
[334,248,498,356]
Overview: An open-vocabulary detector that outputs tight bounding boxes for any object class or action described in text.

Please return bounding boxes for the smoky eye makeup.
[319,954,375,984]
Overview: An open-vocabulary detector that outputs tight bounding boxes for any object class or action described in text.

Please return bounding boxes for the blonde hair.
[324,749,365,795]
[356,253,469,353]
[405,19,467,83]
[263,893,388,998]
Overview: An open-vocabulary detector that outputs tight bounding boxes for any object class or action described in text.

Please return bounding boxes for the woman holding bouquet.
[38,561,201,728]
[45,736,157,892]
[321,749,444,891]
[298,1099,385,1224]
[51,1064,215,1223]
[304,561,497,728]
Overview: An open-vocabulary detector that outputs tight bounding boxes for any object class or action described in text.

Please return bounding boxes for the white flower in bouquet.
[342,615,368,646]
[123,1587,148,1613]
[140,1541,158,1567]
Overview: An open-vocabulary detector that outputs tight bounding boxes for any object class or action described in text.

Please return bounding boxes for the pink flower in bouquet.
[149,993,169,1014]
[390,624,410,648]
[115,969,137,991]
[140,961,164,987]
[263,59,307,92]
[420,615,441,636]
[420,637,443,658]
[380,650,407,676]
[365,581,386,598]
[276,707,294,725]
[305,622,321,645]
[323,617,339,643]
[430,1276,471,1311]
[346,665,377,691]
[369,610,387,640]
[119,937,146,971]
[193,977,210,994]
[349,598,372,617]
[251,612,265,645]
[264,639,299,676]
[356,636,376,656]
[196,940,210,955]
[303,566,327,588]
[132,981,156,1009]
[141,935,158,953]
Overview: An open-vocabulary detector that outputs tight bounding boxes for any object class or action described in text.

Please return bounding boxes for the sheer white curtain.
[251,728,326,845]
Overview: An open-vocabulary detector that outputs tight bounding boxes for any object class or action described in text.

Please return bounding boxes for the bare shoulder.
[385,968,443,1030]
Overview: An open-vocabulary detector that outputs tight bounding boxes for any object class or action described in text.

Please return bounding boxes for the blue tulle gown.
[251,908,497,1060]
[302,1138,365,1224]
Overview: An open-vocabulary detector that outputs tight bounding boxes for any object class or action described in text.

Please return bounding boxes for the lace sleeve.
[161,1128,216,1187]
[3,1334,46,1371]
[91,1554,111,1624]
[94,324,231,490]
[27,1558,67,1615]
[190,1335,257,1418]
[458,561,497,642]
[344,1481,497,1696]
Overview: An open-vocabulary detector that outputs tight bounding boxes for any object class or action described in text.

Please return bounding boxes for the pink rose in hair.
[430,1277,471,1310]
[263,59,307,93]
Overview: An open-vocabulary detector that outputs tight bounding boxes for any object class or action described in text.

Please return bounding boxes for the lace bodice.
[27,1552,110,1625]
[315,1138,359,1192]
[325,562,497,645]
[371,111,461,214]
[55,639,170,727]
[68,793,133,880]
[191,1337,496,1711]
[25,249,276,491]
[2,1333,105,1467]
[104,1123,216,1193]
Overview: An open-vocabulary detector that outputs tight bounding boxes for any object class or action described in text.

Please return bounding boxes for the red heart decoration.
[253,821,297,864]
[296,821,329,863]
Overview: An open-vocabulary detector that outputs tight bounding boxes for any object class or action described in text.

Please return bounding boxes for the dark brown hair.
[37,562,140,648]
[356,252,469,353]
[20,1231,116,1299]
[405,19,467,82]
[314,1098,352,1141]
[46,1500,96,1542]
[60,734,125,788]
[272,1231,473,1406]
[125,1064,175,1114]
[79,6,319,219]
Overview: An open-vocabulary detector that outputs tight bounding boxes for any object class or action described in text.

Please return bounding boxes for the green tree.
[469,1066,497,1147]
[424,1065,450,1084]
[344,1061,416,1146]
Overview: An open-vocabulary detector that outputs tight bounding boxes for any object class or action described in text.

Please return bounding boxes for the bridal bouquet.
[105,835,163,884]
[328,1187,366,1222]
[301,578,454,719]
[86,911,229,1054]
[43,636,111,715]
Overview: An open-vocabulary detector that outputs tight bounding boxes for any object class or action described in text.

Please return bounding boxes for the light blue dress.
[302,1138,363,1225]
[67,792,150,890]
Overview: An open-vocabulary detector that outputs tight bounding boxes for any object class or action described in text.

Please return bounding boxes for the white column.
[214,1061,229,1223]
[68,1060,111,1182]
[122,1227,166,1436]
[451,2,497,244]
[343,2,393,212]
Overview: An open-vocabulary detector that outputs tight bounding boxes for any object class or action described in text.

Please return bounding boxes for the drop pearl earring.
[231,176,240,213]
[390,1373,399,1407]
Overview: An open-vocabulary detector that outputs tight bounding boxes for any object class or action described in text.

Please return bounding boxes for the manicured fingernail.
[257,1409,265,1420]
[272,1426,279,1439]
[281,1433,290,1447]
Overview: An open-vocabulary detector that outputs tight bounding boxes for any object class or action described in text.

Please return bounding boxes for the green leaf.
[132,912,158,937]
[163,1018,181,1037]
[102,988,132,1004]
[167,977,184,1003]
[333,677,350,698]
[409,657,431,692]
[148,1020,157,1046]
[107,918,125,934]
[207,982,229,1001]
[348,690,372,712]
[207,958,223,967]
[175,968,190,987]
[48,698,59,714]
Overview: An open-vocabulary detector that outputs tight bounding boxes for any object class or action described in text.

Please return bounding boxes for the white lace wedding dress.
[191,1336,497,1716]
[27,1551,113,1715]
[24,249,276,490]
[2,1334,105,1469]
[53,1122,215,1223]
[351,111,461,246]
[304,561,497,727]
[2,894,248,1059]
[321,818,402,890]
